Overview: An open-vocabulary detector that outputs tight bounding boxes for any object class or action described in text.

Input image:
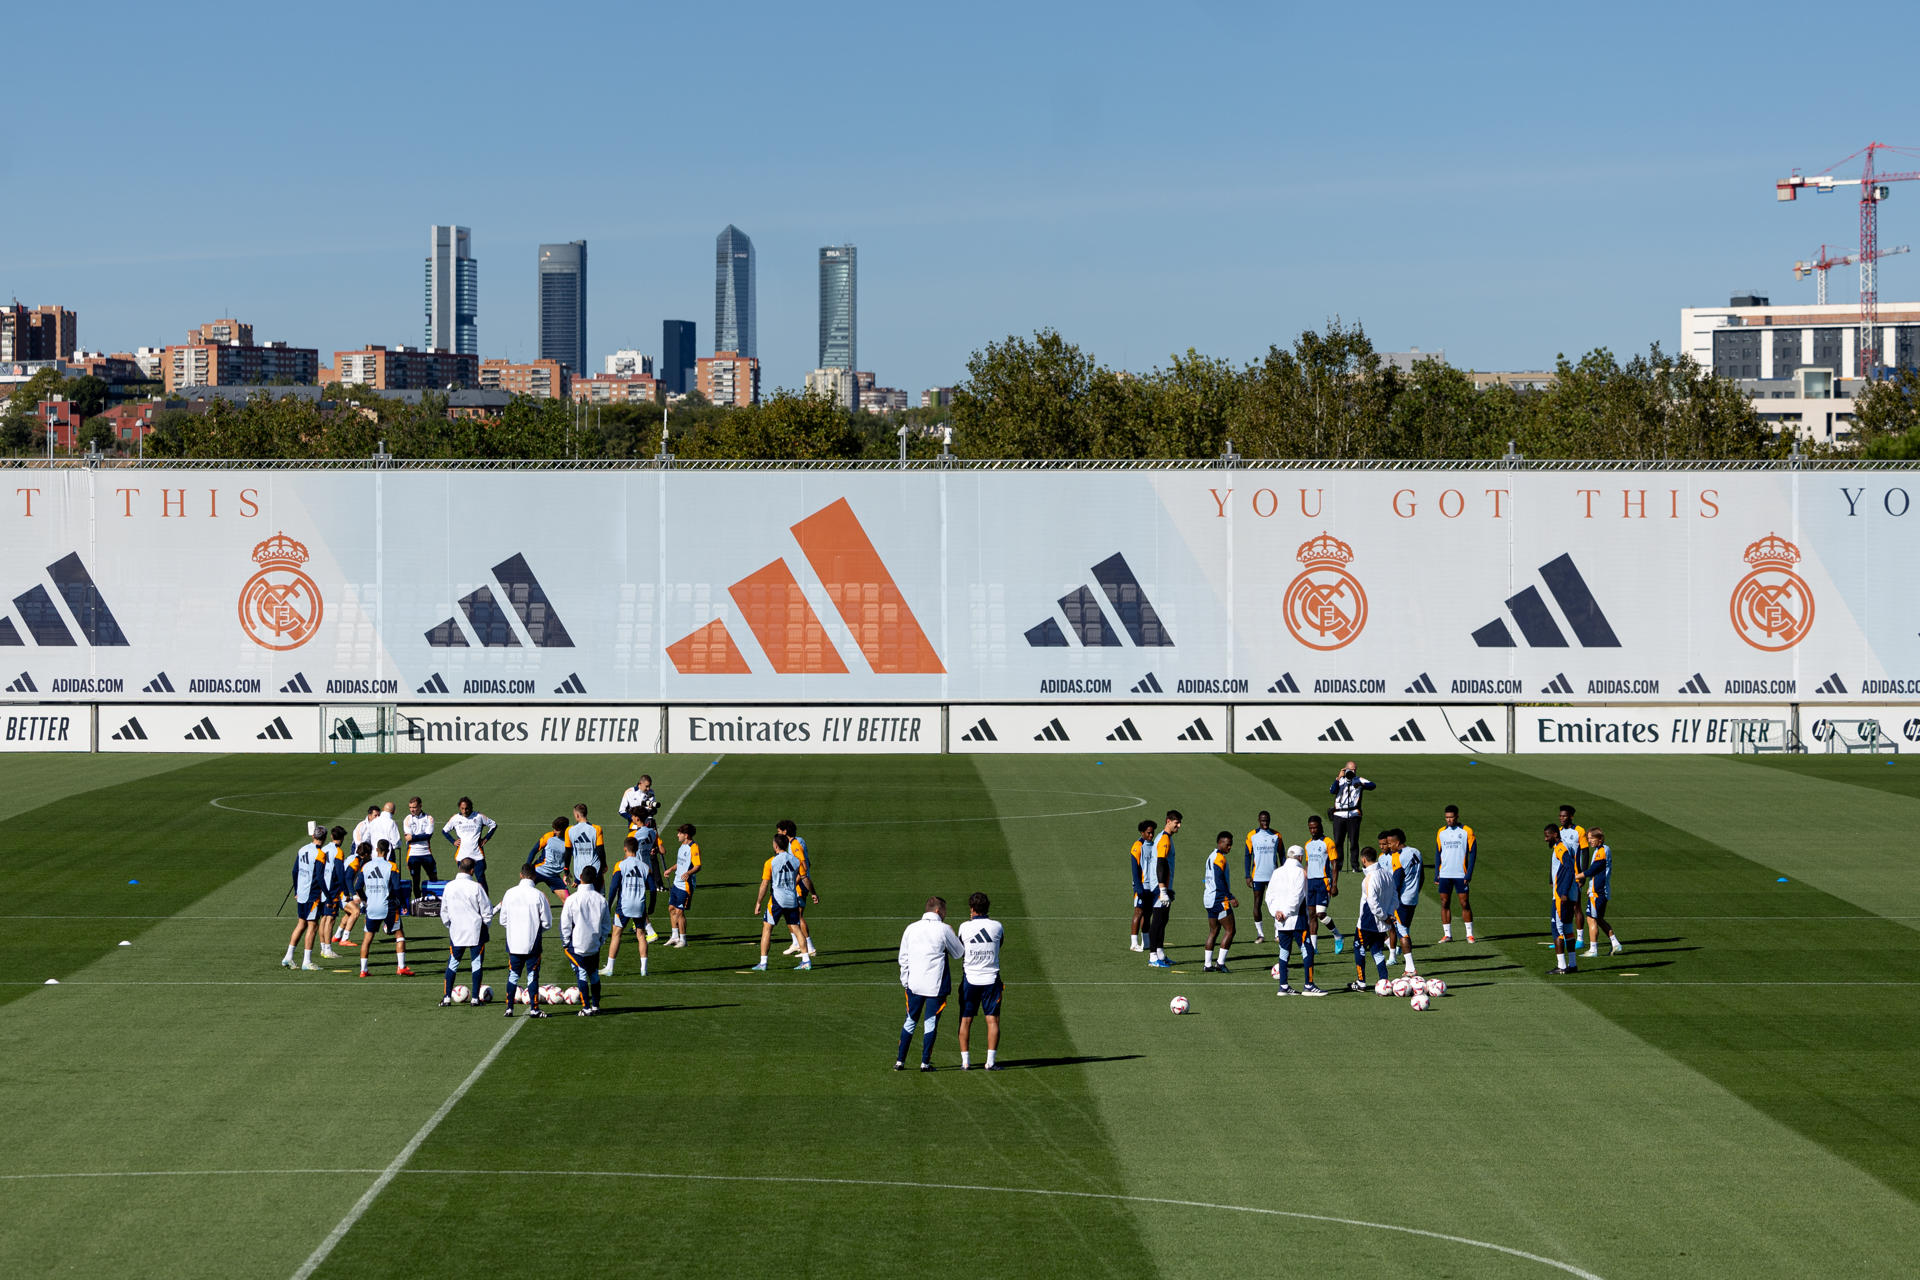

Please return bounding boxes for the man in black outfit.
[1327,760,1374,874]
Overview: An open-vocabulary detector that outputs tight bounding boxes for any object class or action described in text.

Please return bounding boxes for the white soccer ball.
[1410,991,1431,1012]
[1391,977,1412,997]
[450,985,470,1003]
[563,987,582,1005]
[1426,978,1447,997]
[515,987,531,1004]
[1269,963,1282,979]
[1374,979,1393,997]
[538,984,560,1003]
[1407,977,1429,996]
[1169,995,1190,1015]
[476,984,493,1005]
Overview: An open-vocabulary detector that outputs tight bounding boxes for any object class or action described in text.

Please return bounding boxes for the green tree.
[62,375,109,419]
[951,330,1098,458]
[679,389,861,460]
[78,415,119,453]
[1233,320,1397,458]
[1857,368,1920,458]
[1,366,66,452]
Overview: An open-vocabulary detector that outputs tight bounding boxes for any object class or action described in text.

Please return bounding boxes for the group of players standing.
[1126,760,1625,992]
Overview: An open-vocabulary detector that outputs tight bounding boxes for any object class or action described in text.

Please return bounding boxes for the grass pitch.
[1,749,1918,1279]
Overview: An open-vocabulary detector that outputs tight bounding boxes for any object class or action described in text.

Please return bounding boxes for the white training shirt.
[897,912,963,997]
[560,884,613,955]
[439,873,494,948]
[1265,860,1307,930]
[403,812,436,857]
[958,916,1004,985]
[444,811,495,861]
[497,880,552,954]
[365,812,402,856]
[1361,862,1398,934]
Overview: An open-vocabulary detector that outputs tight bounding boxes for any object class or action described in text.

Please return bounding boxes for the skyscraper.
[715,225,755,359]
[537,240,588,373]
[425,225,478,355]
[661,320,696,396]
[818,244,857,372]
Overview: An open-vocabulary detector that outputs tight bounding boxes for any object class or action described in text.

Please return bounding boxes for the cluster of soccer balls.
[1375,975,1446,1010]
[448,984,584,1006]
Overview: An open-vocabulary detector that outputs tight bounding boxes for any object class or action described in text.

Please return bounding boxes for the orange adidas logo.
[667,498,945,676]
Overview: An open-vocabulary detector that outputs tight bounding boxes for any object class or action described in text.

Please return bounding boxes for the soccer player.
[1142,810,1181,969]
[1327,760,1374,872]
[442,797,497,893]
[1244,812,1281,944]
[752,834,810,971]
[402,796,436,906]
[281,821,327,970]
[354,840,412,977]
[1435,805,1477,944]
[528,818,569,900]
[1302,814,1344,954]
[1201,831,1237,973]
[566,804,605,890]
[331,840,368,949]
[632,812,661,942]
[957,892,1005,1070]
[1557,805,1588,862]
[896,896,963,1071]
[604,836,655,977]
[619,773,660,836]
[498,863,552,1018]
[776,820,819,958]
[1545,824,1582,975]
[559,865,612,1015]
[367,803,402,866]
[316,826,349,959]
[1129,818,1156,951]
[1346,846,1396,992]
[439,857,493,1007]
[1581,825,1622,957]
[1266,845,1324,995]
[1384,828,1423,977]
[665,823,701,947]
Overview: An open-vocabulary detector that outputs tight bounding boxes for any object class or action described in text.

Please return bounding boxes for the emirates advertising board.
[2,468,1917,706]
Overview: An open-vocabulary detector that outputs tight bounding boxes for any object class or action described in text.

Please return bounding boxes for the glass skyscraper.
[537,240,587,373]
[662,320,696,396]
[425,225,478,355]
[818,244,857,372]
[715,225,755,358]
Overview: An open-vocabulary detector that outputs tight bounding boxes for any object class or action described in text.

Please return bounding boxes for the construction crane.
[1794,243,1910,305]
[1778,142,1920,376]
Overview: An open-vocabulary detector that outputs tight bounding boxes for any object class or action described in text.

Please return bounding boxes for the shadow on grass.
[1001,1054,1144,1070]
[593,1002,741,1017]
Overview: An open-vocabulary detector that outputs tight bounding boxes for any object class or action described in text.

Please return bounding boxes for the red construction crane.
[1777,142,1920,375]
[1794,242,1910,305]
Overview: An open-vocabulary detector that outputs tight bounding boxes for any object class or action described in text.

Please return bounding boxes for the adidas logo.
[1106,718,1143,741]
[1458,717,1497,744]
[110,716,148,741]
[257,716,294,741]
[958,718,996,742]
[553,673,587,695]
[1266,672,1299,694]
[427,553,576,649]
[1130,672,1163,694]
[416,673,450,695]
[668,498,942,676]
[183,716,220,741]
[1318,718,1355,743]
[279,672,312,694]
[1815,672,1847,695]
[1679,672,1710,695]
[1471,554,1620,649]
[1,553,130,647]
[1540,673,1573,695]
[4,671,35,693]
[1244,716,1282,743]
[1034,717,1070,742]
[1175,717,1213,742]
[141,672,174,694]
[1388,718,1426,743]
[331,717,366,741]
[1404,672,1436,695]
[1025,553,1173,648]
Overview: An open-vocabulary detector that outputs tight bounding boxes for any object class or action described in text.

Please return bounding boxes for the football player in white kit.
[957,892,1005,1070]
[442,797,497,893]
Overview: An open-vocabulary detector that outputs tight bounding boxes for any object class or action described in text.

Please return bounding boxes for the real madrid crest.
[1282,532,1367,650]
[1729,531,1812,651]
[239,531,324,651]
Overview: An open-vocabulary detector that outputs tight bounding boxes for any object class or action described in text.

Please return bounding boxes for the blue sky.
[4,1,1911,394]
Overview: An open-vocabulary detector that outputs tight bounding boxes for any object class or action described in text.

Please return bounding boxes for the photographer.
[1327,761,1374,873]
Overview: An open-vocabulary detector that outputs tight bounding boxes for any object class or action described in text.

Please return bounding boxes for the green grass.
[1,750,1918,1278]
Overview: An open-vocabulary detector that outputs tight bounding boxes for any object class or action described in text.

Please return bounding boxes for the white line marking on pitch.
[0,1166,1603,1278]
[16,978,1915,989]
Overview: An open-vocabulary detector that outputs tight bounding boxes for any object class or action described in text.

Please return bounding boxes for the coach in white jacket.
[439,858,493,1007]
[896,897,964,1071]
[560,865,613,1015]
[498,865,552,1017]
[1264,847,1322,995]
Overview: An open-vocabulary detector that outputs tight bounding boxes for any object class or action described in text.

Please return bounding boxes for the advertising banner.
[1233,704,1506,754]
[667,705,938,753]
[0,706,91,751]
[396,705,661,754]
[4,469,1917,705]
[1515,705,1792,753]
[947,704,1227,753]
[1802,707,1920,752]
[97,704,320,752]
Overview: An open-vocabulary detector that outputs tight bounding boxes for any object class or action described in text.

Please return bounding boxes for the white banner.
[0,706,91,751]
[1233,704,1506,754]
[668,705,938,753]
[97,704,320,752]
[1803,707,1919,752]
[1516,705,1792,753]
[947,704,1227,753]
[4,470,1918,705]
[396,705,661,754]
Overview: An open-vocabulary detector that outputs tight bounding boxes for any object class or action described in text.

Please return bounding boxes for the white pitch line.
[286,1020,523,1280]
[16,978,1920,989]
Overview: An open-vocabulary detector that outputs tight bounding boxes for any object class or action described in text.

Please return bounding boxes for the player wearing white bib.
[1302,814,1344,954]
[281,821,328,970]
[957,893,1005,1070]
[402,796,436,905]
[1434,805,1477,944]
[442,797,497,892]
[1244,812,1281,943]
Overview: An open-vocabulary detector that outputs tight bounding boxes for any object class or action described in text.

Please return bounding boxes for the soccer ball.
[1169,995,1191,1015]
[1374,979,1393,997]
[1269,963,1282,979]
[563,987,583,1005]
[450,985,470,1003]
[515,987,531,1004]
[539,984,562,1003]
[1426,978,1447,997]
[1391,977,1412,997]
[1407,977,1429,996]
[476,985,493,1005]
[1410,992,1431,1012]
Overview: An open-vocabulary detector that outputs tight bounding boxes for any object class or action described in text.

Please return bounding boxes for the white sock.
[639,957,648,976]
[303,949,312,964]
[1442,925,1452,938]
[1465,925,1475,939]
[1216,947,1228,964]
[960,1051,970,1067]
[603,960,615,975]
[1556,954,1567,970]
[985,1049,996,1067]
[359,958,367,973]
[283,945,294,961]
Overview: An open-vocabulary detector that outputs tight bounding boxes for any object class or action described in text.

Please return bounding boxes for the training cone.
[118,940,131,947]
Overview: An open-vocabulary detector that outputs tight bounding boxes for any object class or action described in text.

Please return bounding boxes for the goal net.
[1730,718,1797,754]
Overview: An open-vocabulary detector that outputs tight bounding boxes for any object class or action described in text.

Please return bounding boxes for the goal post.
[322,705,396,754]
[1730,717,1798,754]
